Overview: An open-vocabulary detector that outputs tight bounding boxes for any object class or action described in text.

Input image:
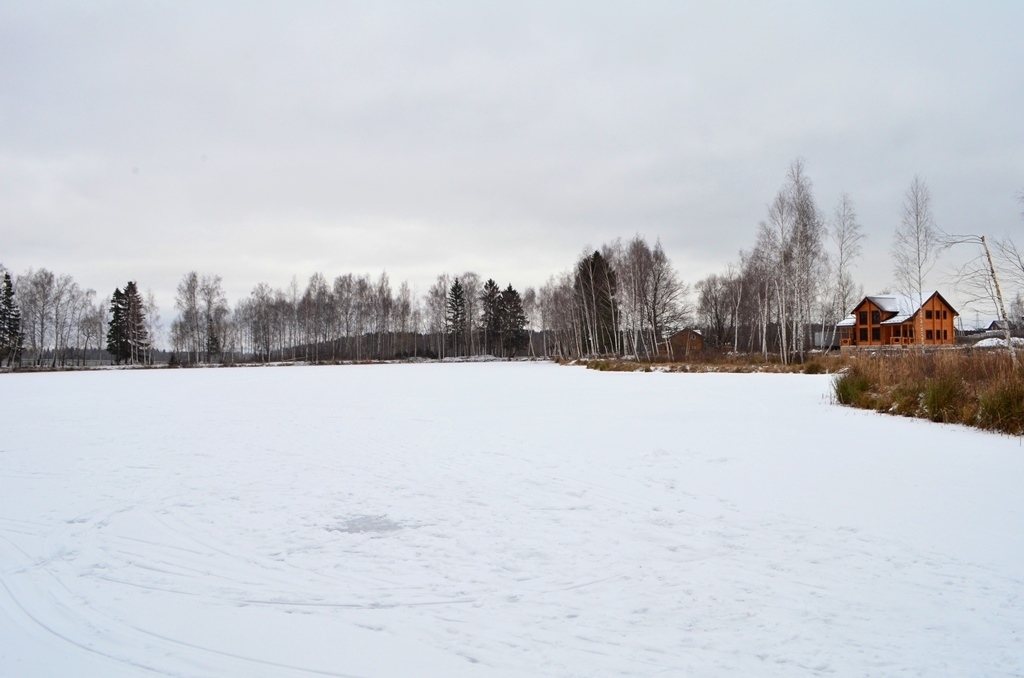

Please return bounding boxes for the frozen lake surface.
[1,362,1023,676]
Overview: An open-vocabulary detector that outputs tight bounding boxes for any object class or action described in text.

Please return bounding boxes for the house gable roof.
[848,291,958,320]
[926,291,959,316]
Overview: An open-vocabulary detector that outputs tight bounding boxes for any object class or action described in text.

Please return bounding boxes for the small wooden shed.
[663,329,704,360]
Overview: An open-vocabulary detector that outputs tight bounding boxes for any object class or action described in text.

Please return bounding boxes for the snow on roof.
[866,295,903,313]
[870,294,925,315]
[880,314,913,326]
[836,314,856,327]
[859,291,946,317]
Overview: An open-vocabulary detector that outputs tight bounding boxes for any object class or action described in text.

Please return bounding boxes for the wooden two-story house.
[837,292,958,347]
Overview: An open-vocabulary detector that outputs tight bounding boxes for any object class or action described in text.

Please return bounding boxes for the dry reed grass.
[833,349,1024,435]
[577,352,847,375]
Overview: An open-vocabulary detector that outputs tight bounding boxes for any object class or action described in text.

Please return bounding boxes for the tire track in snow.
[0,533,175,676]
[3,530,377,677]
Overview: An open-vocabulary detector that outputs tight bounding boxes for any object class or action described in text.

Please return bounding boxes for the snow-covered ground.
[1,363,1022,677]
[973,336,1024,348]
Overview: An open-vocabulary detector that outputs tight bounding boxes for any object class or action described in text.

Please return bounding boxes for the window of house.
[871,311,880,324]
[926,330,933,340]
[943,330,948,340]
[925,309,933,319]
[859,328,867,342]
[871,328,880,341]
[908,327,914,338]
[859,311,867,324]
[893,326,901,337]
[943,310,948,319]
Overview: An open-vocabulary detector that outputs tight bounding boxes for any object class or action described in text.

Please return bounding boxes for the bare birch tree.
[786,159,827,361]
[144,290,161,358]
[16,268,55,365]
[394,281,414,357]
[946,232,1019,368]
[374,272,393,358]
[893,177,940,345]
[425,274,449,358]
[172,272,201,362]
[648,239,691,347]
[697,274,730,348]
[199,274,229,362]
[994,237,1024,292]
[459,272,482,355]
[827,193,865,344]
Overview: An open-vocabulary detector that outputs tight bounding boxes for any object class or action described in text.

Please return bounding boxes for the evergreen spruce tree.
[499,284,529,358]
[0,272,24,366]
[108,282,150,364]
[106,287,129,363]
[574,251,619,354]
[0,276,7,353]
[0,273,10,363]
[205,314,220,360]
[479,278,502,355]
[446,277,468,356]
[123,281,149,364]
[8,305,23,366]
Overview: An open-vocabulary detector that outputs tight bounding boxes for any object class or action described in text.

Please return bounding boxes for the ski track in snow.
[1,363,1023,676]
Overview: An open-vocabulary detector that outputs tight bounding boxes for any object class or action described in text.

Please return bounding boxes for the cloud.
[1,1,1022,317]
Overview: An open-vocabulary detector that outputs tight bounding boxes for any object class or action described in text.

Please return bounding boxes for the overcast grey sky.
[2,2,1022,322]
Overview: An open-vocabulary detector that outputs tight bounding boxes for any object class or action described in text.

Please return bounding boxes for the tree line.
[3,162,1021,369]
[166,232,689,363]
[0,231,692,366]
[0,264,162,368]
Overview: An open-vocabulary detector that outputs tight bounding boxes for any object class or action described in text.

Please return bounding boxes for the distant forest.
[3,161,1022,369]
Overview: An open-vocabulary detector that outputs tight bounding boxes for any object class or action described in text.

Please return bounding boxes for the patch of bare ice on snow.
[328,514,404,534]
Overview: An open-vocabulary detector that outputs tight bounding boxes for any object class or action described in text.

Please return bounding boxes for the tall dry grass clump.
[833,349,1024,435]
